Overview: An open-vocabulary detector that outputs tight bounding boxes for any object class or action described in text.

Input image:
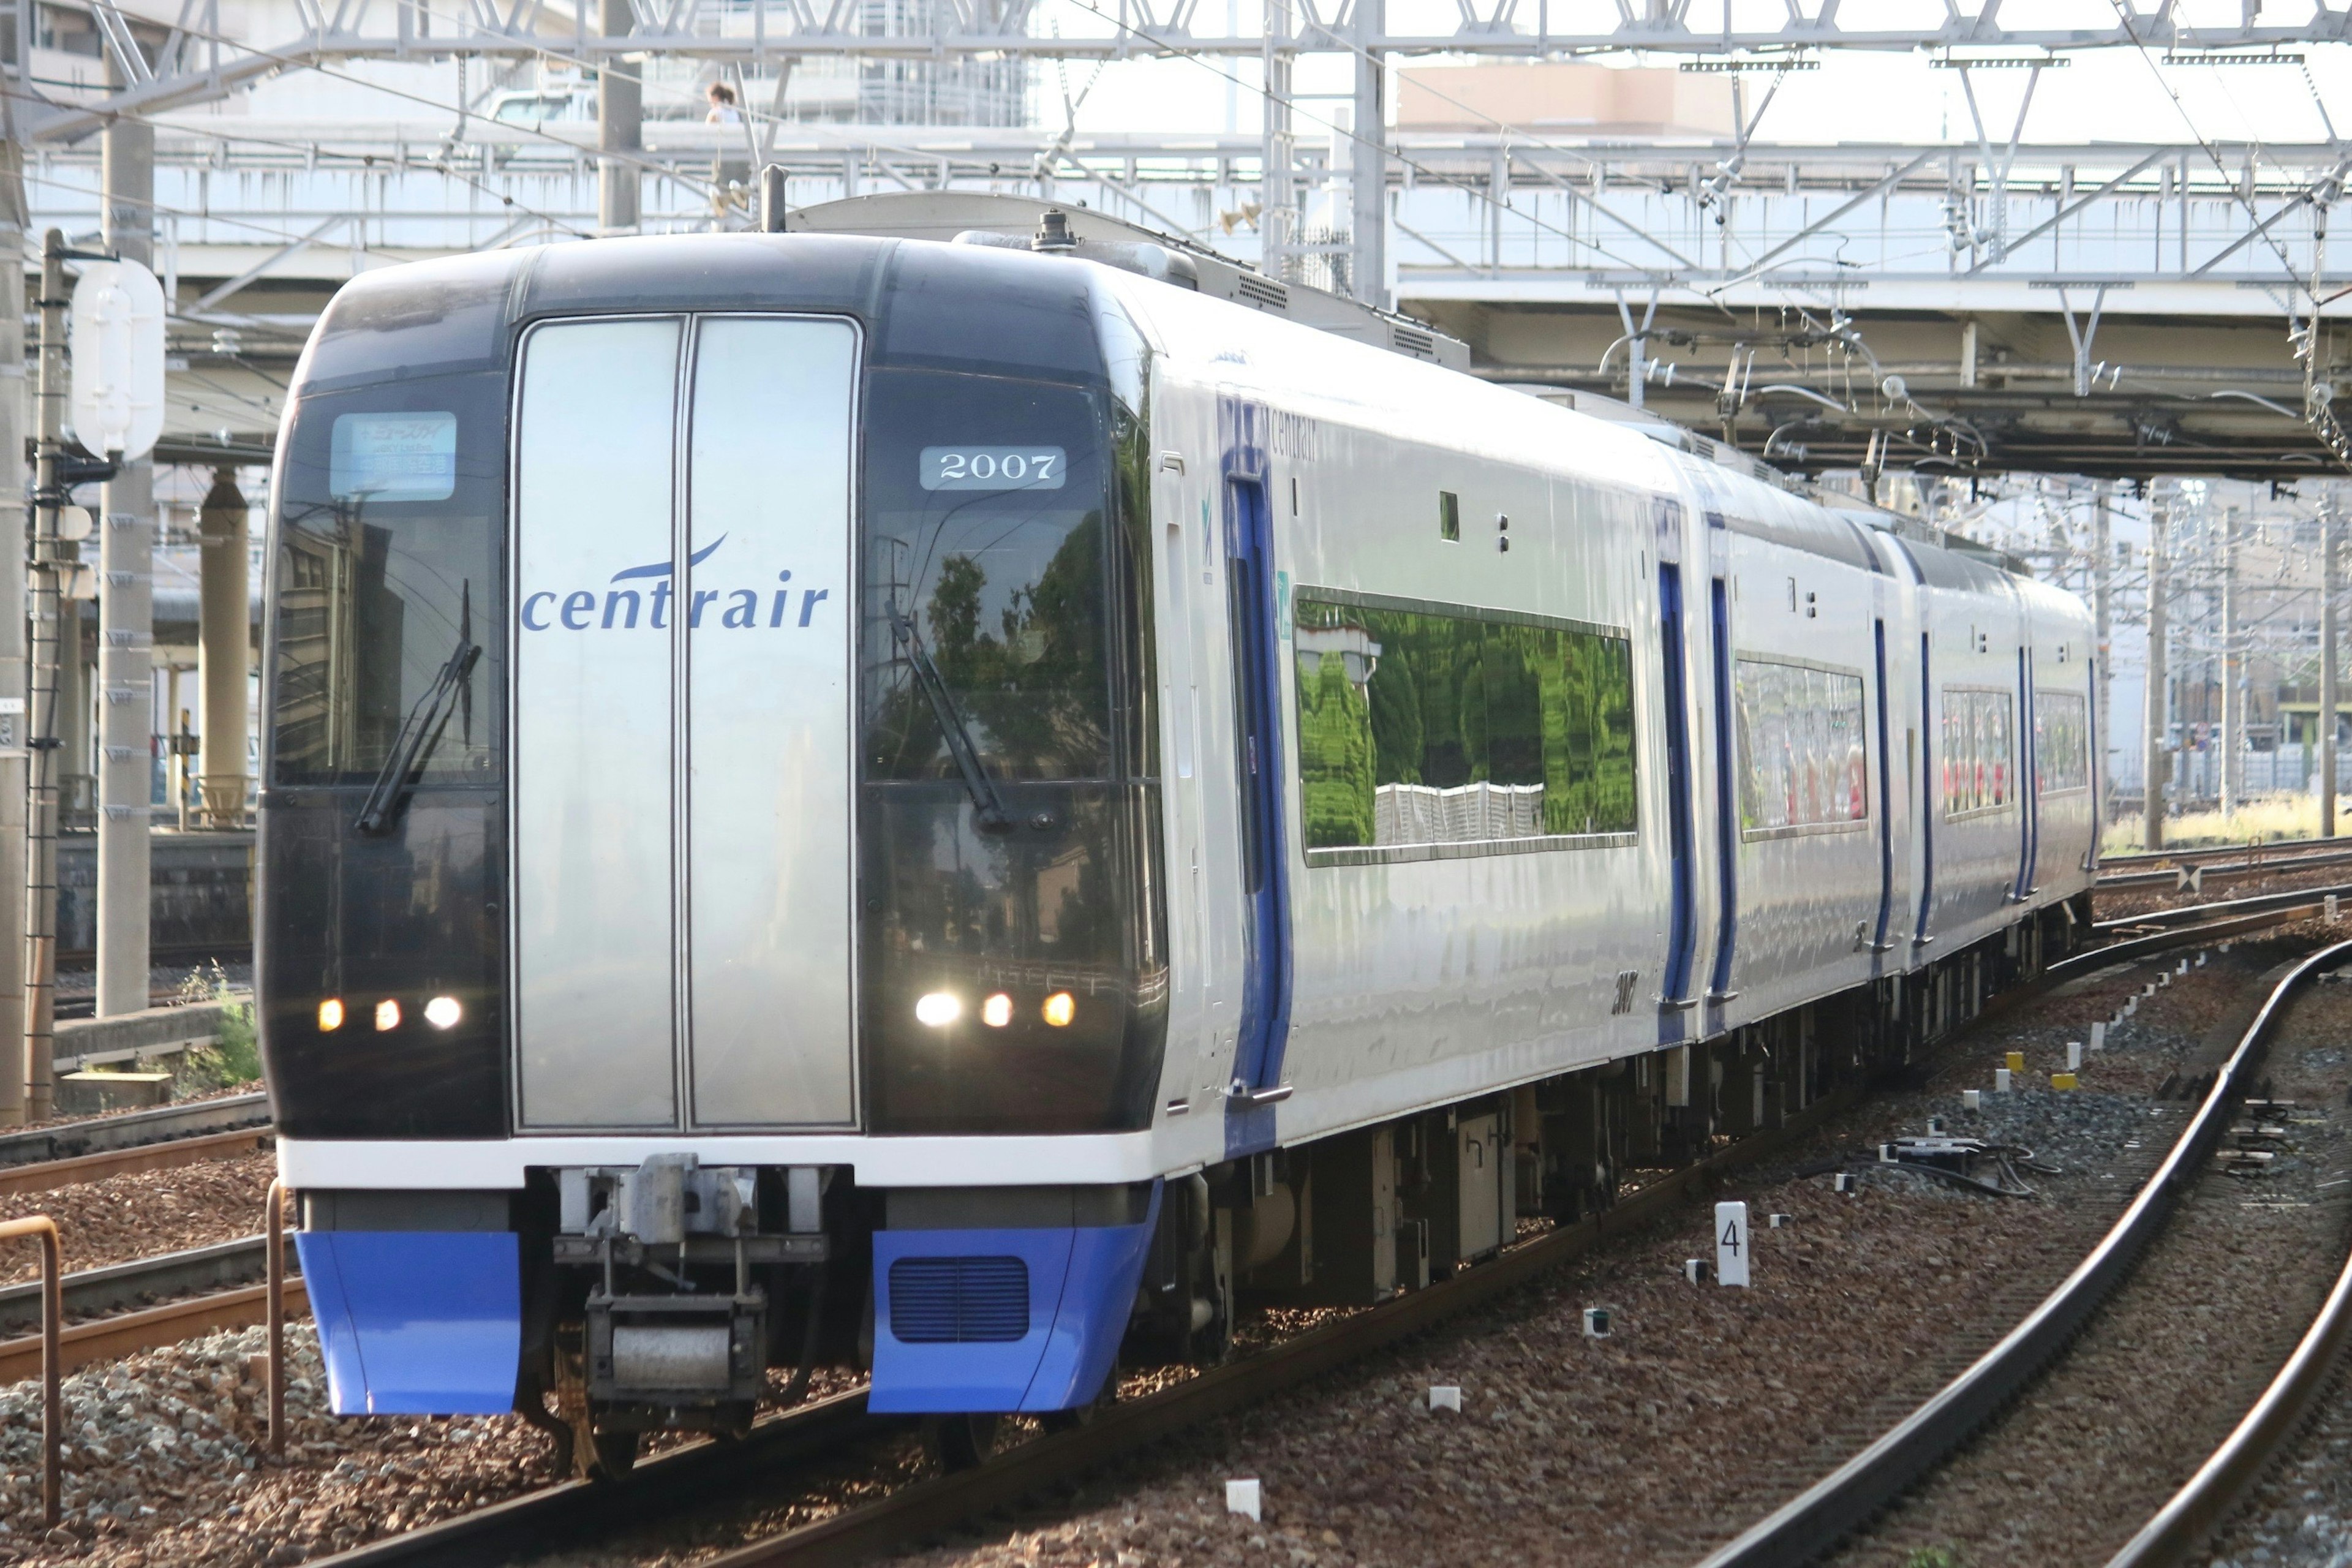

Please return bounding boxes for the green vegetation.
[1902,1548,1967,1568]
[2101,794,2346,855]
[176,960,260,1090]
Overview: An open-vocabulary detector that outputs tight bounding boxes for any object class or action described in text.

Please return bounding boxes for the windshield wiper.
[886,600,1013,834]
[354,590,481,836]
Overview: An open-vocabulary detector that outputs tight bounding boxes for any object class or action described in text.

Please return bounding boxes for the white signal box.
[69,258,167,461]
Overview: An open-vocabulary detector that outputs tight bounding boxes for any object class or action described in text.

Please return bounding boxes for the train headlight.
[423,995,462,1030]
[980,992,1013,1028]
[317,998,344,1032]
[914,992,962,1028]
[374,999,402,1031]
[1041,991,1076,1028]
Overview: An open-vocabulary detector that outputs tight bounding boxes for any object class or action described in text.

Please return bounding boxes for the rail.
[2103,1214,2352,1565]
[1687,938,2352,1568]
[2087,883,2352,938]
[0,1088,270,1168]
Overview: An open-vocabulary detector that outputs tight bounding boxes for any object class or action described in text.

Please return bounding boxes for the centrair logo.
[521,535,832,632]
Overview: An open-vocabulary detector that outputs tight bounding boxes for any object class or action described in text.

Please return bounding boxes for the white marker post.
[2090,1022,2107,1052]
[2067,1041,2084,1071]
[1716,1201,1751,1287]
[1226,1479,1262,1520]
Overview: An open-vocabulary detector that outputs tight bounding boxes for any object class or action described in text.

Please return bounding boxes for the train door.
[510,314,860,1131]
[1223,472,1292,1153]
[2014,647,2039,902]
[1705,570,1739,1014]
[1871,617,1897,958]
[1655,498,1700,1034]
[1914,628,1936,949]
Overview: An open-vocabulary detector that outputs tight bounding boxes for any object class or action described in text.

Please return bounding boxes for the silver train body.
[259,220,2095,1459]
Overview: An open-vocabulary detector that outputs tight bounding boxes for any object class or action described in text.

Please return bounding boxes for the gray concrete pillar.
[1349,0,1385,309]
[2324,498,2340,839]
[97,77,155,1017]
[0,144,28,1124]
[197,470,250,829]
[598,0,642,235]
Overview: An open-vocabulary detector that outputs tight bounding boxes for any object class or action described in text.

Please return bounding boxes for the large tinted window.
[862,369,1115,782]
[1294,590,1637,859]
[271,370,503,785]
[2036,690,2089,794]
[1942,687,2016,818]
[1734,656,1868,838]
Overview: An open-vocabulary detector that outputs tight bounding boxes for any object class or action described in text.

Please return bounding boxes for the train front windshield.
[261,246,1165,1140]
[861,366,1164,1133]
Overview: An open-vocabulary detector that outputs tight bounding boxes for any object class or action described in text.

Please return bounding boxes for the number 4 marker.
[1715,1201,1751,1287]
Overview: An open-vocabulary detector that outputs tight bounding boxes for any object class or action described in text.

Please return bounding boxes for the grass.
[1902,1550,1967,1568]
[2100,794,2351,856]
[175,959,260,1090]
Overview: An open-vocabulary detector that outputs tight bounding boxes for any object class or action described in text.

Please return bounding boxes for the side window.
[1940,687,2015,818]
[1293,590,1637,859]
[1733,657,1869,837]
[2036,690,2089,794]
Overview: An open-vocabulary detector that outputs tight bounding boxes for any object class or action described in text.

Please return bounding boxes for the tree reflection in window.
[1295,591,1637,853]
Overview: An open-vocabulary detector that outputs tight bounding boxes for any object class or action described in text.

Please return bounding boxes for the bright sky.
[1032,0,2352,147]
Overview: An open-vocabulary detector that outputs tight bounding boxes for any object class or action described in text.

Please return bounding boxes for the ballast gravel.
[0,1323,559,1564]
[0,932,2316,1568]
[0,1153,277,1292]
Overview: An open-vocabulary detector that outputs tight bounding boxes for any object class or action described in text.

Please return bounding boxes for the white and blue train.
[258,195,2097,1471]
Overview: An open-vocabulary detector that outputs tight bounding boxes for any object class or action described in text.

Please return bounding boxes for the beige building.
[1394,62,1736,138]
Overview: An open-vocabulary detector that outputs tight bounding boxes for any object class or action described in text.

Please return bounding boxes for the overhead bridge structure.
[10,3,2352,479]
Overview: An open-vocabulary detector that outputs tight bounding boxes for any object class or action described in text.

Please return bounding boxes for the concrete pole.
[0,144,28,1125]
[1349,0,1385,309]
[597,0,642,235]
[2324,496,2340,839]
[97,82,156,1017]
[1259,0,1294,282]
[197,470,250,829]
[24,231,66,1122]
[2144,496,2169,851]
[2092,483,2113,824]
[2221,506,2241,819]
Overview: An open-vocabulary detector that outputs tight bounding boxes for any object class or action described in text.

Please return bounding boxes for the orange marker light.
[1042,991,1076,1028]
[374,999,401,1031]
[981,993,1014,1028]
[317,998,345,1032]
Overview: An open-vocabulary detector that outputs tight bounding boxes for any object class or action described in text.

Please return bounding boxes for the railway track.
[0,1091,271,1196]
[1688,938,2352,1568]
[2,889,2338,1566]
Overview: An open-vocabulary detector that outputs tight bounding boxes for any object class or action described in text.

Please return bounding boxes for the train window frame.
[1731,652,1872,842]
[2034,688,2091,797]
[1939,684,2018,820]
[1290,584,1640,869]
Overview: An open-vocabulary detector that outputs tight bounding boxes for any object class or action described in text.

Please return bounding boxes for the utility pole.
[597,0,641,234]
[97,58,155,1017]
[2092,483,2113,826]
[2221,505,2241,819]
[1349,0,1385,309]
[1259,0,1295,283]
[2325,492,2342,839]
[0,139,28,1125]
[23,231,66,1121]
[2144,493,2169,851]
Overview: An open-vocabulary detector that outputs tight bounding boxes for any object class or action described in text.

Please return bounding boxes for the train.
[258,193,2097,1473]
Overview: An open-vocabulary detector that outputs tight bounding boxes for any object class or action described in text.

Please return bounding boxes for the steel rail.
[0,1273,307,1383]
[2098,840,2335,871]
[2098,848,2352,891]
[0,1125,275,1197]
[0,1234,279,1334]
[2087,883,2352,938]
[0,1089,271,1169]
[1687,938,2352,1568]
[2103,1240,2352,1567]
